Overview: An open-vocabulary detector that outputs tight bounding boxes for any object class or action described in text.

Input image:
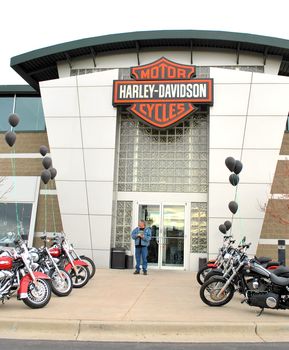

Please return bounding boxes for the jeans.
[135,246,148,272]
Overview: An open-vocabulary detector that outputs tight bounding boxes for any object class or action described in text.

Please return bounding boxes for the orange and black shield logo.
[113,57,213,129]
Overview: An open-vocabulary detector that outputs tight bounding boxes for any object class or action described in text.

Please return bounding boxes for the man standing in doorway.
[131,220,152,275]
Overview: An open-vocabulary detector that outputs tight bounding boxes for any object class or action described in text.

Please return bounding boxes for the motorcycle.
[197,235,280,285]
[0,237,51,308]
[200,240,289,314]
[30,237,73,297]
[49,234,90,288]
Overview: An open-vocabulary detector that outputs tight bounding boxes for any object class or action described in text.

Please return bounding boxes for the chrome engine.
[0,270,13,279]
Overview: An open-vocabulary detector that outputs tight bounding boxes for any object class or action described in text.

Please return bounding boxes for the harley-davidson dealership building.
[1,30,289,270]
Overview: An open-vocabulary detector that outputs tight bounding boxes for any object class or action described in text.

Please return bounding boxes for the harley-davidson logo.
[113,57,213,129]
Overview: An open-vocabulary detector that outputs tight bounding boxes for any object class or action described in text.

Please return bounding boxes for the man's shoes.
[133,270,140,275]
[143,271,147,275]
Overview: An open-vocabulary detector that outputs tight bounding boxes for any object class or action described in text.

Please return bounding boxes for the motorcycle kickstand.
[257,308,264,317]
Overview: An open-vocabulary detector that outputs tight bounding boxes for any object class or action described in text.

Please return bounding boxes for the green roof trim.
[10,30,289,90]
[0,85,38,96]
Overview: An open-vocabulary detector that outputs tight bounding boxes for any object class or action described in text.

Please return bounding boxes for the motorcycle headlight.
[224,253,231,261]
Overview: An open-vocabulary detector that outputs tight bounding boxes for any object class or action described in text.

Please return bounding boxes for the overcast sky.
[2,0,289,84]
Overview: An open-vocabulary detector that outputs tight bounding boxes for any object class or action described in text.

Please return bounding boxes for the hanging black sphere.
[8,114,20,127]
[234,160,243,175]
[49,167,57,180]
[39,145,49,157]
[219,224,227,234]
[229,174,239,186]
[42,157,52,170]
[41,169,51,184]
[224,220,232,231]
[228,201,238,214]
[5,131,16,147]
[225,157,236,172]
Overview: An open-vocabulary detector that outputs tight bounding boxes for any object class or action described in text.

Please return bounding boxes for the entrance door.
[138,204,185,269]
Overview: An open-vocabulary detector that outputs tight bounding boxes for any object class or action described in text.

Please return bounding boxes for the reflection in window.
[0,96,45,131]
[0,203,33,246]
[0,98,14,130]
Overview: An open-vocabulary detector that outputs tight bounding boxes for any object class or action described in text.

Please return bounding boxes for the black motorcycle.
[200,243,289,313]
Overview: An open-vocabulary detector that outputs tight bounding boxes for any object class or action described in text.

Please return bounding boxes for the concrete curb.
[78,321,259,342]
[0,319,80,341]
[0,318,289,343]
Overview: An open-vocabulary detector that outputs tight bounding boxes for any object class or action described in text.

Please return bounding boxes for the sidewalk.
[0,269,289,342]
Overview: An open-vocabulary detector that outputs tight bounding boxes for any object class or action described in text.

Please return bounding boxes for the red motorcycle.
[48,234,90,288]
[0,237,51,308]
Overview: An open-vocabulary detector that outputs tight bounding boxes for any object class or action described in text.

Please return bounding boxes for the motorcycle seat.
[257,256,272,264]
[265,261,280,268]
[272,266,289,276]
[270,273,289,286]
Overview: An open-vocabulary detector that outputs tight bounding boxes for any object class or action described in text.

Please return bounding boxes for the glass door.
[161,205,185,268]
[138,204,160,267]
[138,203,185,269]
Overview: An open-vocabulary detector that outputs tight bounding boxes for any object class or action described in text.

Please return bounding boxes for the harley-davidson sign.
[113,57,213,129]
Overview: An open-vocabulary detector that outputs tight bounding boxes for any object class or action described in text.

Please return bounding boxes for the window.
[0,203,33,246]
[0,96,45,132]
[112,201,133,249]
[191,202,207,253]
[117,114,208,193]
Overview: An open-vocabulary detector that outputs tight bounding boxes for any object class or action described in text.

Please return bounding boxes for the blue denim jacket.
[131,227,152,247]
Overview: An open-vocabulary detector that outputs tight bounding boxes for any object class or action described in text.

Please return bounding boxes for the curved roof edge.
[10,30,289,90]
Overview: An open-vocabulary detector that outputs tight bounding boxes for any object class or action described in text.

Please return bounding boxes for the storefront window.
[117,114,208,193]
[0,203,33,246]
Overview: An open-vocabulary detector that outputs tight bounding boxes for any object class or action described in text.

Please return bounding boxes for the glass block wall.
[191,202,207,253]
[113,201,133,249]
[117,113,208,193]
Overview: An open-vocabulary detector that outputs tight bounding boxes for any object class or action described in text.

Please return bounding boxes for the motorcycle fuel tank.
[0,256,13,270]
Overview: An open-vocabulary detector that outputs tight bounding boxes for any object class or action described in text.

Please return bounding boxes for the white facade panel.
[45,117,82,148]
[193,50,236,66]
[55,181,88,215]
[241,149,279,184]
[264,56,282,75]
[61,214,91,250]
[92,249,111,268]
[210,67,252,84]
[208,183,235,218]
[248,83,289,115]
[243,116,286,149]
[86,182,114,215]
[90,215,112,250]
[139,51,191,65]
[49,149,85,181]
[81,117,117,149]
[210,83,251,115]
[209,116,246,149]
[40,87,79,117]
[84,149,115,181]
[77,86,116,117]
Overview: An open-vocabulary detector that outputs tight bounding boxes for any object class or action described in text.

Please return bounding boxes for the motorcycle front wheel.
[49,268,73,297]
[68,265,90,288]
[79,255,96,279]
[22,279,52,309]
[200,277,235,307]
